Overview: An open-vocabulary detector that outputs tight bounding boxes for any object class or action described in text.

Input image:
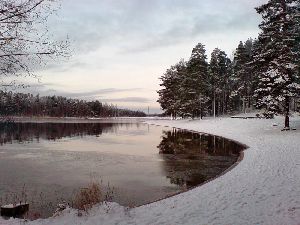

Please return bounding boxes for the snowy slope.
[2,116,300,225]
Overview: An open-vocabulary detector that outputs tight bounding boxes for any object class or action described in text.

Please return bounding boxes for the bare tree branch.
[0,0,46,22]
[0,0,69,88]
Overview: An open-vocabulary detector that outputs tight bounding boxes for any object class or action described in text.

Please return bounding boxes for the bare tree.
[0,0,69,88]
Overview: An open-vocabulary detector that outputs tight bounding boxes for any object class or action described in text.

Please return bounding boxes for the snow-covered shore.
[2,116,300,225]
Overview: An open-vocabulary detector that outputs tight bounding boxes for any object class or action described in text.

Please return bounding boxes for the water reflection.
[0,122,245,218]
[0,123,138,145]
[158,129,244,188]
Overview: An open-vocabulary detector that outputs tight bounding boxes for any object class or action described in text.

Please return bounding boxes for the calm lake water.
[0,121,245,218]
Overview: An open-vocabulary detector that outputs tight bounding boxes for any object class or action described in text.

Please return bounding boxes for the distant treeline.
[0,91,146,117]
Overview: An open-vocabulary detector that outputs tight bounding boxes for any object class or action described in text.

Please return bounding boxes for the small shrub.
[73,182,103,211]
[72,181,114,213]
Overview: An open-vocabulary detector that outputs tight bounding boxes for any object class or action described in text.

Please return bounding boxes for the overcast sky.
[25,0,267,113]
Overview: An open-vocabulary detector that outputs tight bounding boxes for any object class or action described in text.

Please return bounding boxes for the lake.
[0,121,245,218]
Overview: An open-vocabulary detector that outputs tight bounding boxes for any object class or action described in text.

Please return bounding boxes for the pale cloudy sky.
[25,0,267,113]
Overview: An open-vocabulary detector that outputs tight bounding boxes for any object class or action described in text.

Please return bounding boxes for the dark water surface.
[0,122,245,218]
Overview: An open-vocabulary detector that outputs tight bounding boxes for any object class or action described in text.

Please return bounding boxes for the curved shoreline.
[2,116,299,225]
[0,119,246,217]
[134,122,248,208]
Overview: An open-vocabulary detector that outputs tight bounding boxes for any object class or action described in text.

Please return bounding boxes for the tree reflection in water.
[0,123,137,145]
[0,123,246,217]
[158,128,245,188]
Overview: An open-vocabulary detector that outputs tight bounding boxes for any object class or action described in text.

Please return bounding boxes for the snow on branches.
[0,0,69,88]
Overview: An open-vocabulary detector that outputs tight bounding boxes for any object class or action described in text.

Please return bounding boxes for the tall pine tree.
[185,43,209,118]
[157,60,186,118]
[233,41,253,112]
[254,0,300,128]
[208,48,231,116]
[209,48,221,117]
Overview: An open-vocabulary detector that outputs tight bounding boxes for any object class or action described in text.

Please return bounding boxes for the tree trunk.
[200,97,203,119]
[284,96,290,129]
[213,91,216,118]
[223,90,226,115]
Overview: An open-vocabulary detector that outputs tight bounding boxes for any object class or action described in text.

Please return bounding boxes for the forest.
[157,1,300,128]
[0,91,146,118]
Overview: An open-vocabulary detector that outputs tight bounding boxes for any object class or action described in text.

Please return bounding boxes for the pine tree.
[208,48,231,116]
[209,48,220,117]
[244,38,258,107]
[233,41,252,112]
[244,38,254,57]
[157,60,186,118]
[254,0,300,128]
[217,50,232,115]
[185,43,209,118]
[248,39,262,98]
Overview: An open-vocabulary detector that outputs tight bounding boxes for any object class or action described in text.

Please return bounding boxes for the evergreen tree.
[233,41,252,112]
[158,60,186,118]
[209,48,220,117]
[208,48,231,116]
[217,50,232,115]
[244,38,254,58]
[0,91,146,118]
[185,43,209,118]
[244,38,258,107]
[254,0,300,128]
[248,39,262,98]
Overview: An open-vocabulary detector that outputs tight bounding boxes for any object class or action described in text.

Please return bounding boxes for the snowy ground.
[1,115,300,225]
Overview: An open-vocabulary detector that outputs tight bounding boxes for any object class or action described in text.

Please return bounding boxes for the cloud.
[48,0,263,56]
[35,0,265,76]
[65,89,143,98]
[29,0,266,112]
[100,97,151,103]
[43,61,89,73]
[8,81,140,96]
[119,1,263,54]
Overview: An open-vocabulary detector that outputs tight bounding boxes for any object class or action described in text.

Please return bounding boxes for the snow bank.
[1,116,300,225]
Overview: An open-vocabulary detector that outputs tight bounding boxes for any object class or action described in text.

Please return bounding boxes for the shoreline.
[0,118,247,219]
[134,122,247,208]
[2,116,300,225]
[1,116,149,124]
[134,117,300,225]
[0,120,248,214]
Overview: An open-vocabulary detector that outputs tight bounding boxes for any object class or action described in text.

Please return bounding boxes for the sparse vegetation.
[72,181,114,213]
[0,181,115,219]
